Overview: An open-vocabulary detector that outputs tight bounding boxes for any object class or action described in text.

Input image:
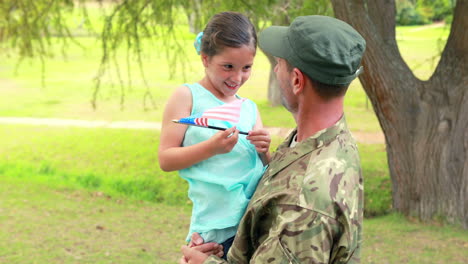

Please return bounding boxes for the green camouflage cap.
[259,15,366,85]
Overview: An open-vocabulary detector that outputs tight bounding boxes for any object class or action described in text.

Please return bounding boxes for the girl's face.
[202,44,255,100]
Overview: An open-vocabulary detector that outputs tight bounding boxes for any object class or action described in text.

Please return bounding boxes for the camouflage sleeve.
[204,206,347,264]
[249,206,340,263]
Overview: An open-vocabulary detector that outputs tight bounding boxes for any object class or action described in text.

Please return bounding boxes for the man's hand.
[180,245,209,264]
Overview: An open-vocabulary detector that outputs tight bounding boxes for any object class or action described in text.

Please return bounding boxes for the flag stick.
[172,120,249,135]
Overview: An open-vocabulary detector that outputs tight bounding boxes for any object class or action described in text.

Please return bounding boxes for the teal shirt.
[180,83,266,243]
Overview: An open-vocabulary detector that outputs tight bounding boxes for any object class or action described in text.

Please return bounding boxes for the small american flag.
[200,98,245,123]
[177,116,209,126]
[173,99,248,135]
[177,99,245,126]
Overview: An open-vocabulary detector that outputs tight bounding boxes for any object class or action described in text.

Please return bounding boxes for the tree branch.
[430,0,468,109]
[367,0,396,46]
[435,0,468,78]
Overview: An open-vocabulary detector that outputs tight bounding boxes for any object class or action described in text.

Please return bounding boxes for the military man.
[181,15,366,264]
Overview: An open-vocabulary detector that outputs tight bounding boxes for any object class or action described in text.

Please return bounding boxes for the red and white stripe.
[201,99,245,123]
[194,118,208,126]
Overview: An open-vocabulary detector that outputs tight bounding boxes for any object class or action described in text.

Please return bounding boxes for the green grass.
[359,143,392,217]
[0,124,188,206]
[1,179,466,263]
[0,178,190,264]
[363,213,468,264]
[0,124,390,216]
[396,23,451,80]
[0,123,392,217]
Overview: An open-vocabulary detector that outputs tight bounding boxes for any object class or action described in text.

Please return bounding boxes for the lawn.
[1,179,467,263]
[0,178,189,264]
[0,124,389,216]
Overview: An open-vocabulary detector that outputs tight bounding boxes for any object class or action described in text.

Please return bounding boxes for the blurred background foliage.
[396,0,455,25]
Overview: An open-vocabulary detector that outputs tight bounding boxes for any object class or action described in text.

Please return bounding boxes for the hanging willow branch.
[1,0,332,110]
[0,0,90,86]
[91,0,333,110]
[92,0,189,110]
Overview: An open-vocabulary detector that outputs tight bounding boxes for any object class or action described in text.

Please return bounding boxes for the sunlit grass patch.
[0,124,188,205]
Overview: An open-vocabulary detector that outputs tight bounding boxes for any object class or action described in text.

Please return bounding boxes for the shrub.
[396,0,454,25]
[418,0,454,21]
[397,1,429,25]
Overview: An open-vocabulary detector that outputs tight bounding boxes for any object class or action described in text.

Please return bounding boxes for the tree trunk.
[331,0,468,228]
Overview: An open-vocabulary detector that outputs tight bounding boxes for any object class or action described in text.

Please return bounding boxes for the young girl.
[158,12,270,258]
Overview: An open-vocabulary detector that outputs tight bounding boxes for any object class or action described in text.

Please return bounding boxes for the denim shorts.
[220,236,235,260]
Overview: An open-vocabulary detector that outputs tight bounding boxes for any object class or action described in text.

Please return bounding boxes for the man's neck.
[294,96,344,142]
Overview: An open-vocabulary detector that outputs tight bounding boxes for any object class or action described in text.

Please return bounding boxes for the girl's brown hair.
[201,12,257,56]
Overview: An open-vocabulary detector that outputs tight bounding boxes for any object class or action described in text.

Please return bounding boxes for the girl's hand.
[209,126,239,155]
[246,128,271,153]
[187,232,224,258]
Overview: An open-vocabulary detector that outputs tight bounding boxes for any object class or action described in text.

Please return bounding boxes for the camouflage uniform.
[205,116,363,264]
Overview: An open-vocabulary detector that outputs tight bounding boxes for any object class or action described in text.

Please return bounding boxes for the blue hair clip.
[194,32,203,55]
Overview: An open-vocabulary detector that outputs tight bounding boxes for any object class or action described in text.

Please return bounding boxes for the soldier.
[181,15,366,264]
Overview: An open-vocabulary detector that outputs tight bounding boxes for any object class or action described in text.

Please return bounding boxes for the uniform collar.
[267,115,348,177]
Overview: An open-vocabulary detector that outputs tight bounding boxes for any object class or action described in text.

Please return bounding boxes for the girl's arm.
[158,86,239,172]
[246,108,271,165]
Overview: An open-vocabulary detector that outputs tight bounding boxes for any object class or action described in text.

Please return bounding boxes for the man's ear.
[291,68,305,95]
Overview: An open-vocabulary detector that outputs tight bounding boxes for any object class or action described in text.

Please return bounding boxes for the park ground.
[1,177,467,264]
